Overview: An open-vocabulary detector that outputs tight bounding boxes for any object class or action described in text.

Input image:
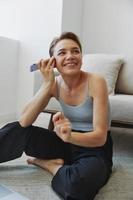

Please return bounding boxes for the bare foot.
[27,157,64,175]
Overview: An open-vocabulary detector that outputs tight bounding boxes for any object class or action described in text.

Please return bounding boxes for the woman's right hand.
[38,56,55,85]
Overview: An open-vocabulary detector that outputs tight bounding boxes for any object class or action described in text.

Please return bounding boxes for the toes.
[27,158,36,165]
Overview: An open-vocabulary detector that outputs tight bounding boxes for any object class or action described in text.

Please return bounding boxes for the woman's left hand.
[52,112,72,142]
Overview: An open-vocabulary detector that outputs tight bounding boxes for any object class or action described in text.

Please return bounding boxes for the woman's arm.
[19,57,56,127]
[53,74,109,147]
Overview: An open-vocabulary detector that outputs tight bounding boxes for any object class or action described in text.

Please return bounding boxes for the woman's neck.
[61,71,84,90]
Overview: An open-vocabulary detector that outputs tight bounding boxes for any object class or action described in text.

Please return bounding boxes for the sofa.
[34,54,133,130]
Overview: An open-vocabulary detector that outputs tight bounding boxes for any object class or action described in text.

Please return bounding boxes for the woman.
[0,32,113,200]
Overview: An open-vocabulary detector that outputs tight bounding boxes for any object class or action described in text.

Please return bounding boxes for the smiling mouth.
[64,62,77,67]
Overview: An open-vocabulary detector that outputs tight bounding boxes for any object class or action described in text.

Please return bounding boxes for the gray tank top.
[59,97,94,131]
[56,77,111,132]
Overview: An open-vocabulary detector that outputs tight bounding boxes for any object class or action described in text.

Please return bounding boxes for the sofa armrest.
[42,109,58,131]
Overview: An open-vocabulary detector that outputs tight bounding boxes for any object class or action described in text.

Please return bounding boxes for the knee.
[52,178,97,200]
[52,159,107,200]
[65,177,97,200]
[66,178,85,199]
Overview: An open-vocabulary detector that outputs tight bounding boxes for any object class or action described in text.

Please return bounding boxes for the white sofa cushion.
[116,56,133,95]
[82,54,124,94]
[109,94,133,124]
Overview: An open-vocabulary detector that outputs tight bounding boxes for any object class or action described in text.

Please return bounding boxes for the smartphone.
[30,64,38,72]
[30,60,56,72]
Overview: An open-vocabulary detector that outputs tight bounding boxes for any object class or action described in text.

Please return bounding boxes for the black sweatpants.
[0,121,113,200]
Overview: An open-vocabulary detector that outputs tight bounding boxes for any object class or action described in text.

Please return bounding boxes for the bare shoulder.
[88,73,108,97]
[90,73,106,84]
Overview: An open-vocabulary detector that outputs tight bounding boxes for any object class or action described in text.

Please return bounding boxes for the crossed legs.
[0,121,112,200]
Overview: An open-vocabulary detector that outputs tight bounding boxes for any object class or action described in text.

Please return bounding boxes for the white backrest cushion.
[82,54,124,95]
[116,56,133,94]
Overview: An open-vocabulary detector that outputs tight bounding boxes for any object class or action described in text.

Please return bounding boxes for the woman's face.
[53,39,82,75]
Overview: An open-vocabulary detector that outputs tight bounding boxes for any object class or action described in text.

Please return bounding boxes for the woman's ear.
[52,58,57,68]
